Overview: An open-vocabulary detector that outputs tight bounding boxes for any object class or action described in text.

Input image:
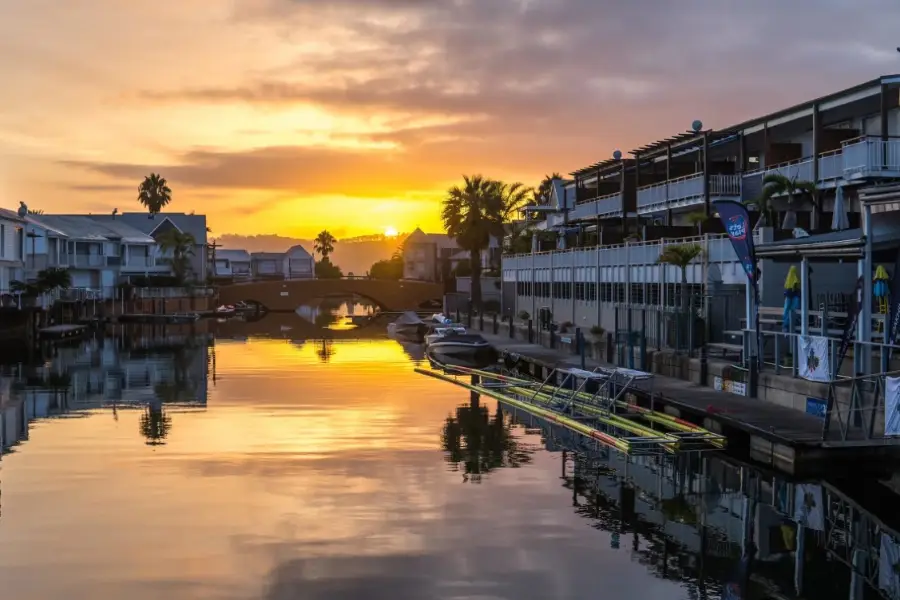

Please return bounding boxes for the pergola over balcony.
[629,128,742,217]
[569,155,633,222]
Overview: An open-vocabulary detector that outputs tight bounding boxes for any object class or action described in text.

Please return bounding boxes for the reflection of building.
[510,406,900,599]
[0,333,211,454]
[0,208,26,294]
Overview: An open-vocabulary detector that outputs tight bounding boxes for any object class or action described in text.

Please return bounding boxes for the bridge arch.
[217,279,444,313]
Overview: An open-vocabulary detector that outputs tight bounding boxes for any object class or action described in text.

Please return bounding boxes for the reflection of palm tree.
[317,339,335,363]
[140,403,172,446]
[441,398,530,482]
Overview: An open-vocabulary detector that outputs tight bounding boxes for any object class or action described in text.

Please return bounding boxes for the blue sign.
[715,200,758,284]
[805,397,827,419]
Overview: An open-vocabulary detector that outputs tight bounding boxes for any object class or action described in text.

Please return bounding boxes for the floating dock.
[38,324,88,340]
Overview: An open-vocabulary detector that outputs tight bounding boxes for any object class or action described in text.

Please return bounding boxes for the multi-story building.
[503,74,900,331]
[214,249,252,280]
[22,214,166,292]
[249,245,315,280]
[403,227,500,281]
[0,208,25,293]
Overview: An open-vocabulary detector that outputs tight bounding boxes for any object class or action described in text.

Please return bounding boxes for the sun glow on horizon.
[384,226,398,237]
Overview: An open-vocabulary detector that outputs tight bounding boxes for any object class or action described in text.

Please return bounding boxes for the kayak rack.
[424,363,726,453]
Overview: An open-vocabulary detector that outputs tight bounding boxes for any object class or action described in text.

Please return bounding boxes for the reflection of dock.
[506,407,900,600]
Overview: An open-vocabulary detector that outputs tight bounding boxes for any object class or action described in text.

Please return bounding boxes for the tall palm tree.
[140,403,172,446]
[442,175,504,310]
[535,173,562,206]
[745,174,817,230]
[314,230,337,261]
[137,173,172,217]
[656,243,704,312]
[157,229,196,284]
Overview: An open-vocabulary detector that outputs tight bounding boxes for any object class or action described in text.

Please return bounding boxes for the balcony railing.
[72,254,104,267]
[637,173,708,213]
[818,150,843,181]
[570,192,623,220]
[708,174,741,196]
[842,136,900,178]
[122,256,156,269]
[763,157,814,182]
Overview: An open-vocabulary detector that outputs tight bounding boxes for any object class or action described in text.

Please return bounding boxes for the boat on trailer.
[415,362,725,454]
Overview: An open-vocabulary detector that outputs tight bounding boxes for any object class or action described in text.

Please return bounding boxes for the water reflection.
[506,404,900,600]
[441,395,533,482]
[296,295,378,330]
[1,327,899,600]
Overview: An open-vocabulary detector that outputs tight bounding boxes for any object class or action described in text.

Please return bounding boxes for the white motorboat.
[387,311,428,339]
[425,325,467,346]
[426,332,497,364]
[430,313,454,324]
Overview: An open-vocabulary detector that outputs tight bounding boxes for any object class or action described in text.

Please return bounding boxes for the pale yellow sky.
[1,0,896,237]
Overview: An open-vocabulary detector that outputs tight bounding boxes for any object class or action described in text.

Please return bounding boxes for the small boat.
[425,324,467,346]
[426,333,498,367]
[387,311,428,338]
[170,312,201,323]
[430,313,453,324]
[216,304,236,317]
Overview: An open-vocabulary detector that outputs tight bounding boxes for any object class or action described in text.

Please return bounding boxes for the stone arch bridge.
[217,278,444,312]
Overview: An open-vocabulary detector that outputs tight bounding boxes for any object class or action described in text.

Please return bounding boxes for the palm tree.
[745,174,817,230]
[137,173,172,217]
[686,211,707,236]
[534,173,562,205]
[314,230,337,261]
[656,244,704,312]
[442,175,504,310]
[140,402,172,446]
[441,398,529,482]
[157,229,196,284]
[36,267,72,292]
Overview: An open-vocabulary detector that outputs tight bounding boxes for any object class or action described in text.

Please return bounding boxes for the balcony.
[818,150,843,182]
[72,254,104,268]
[637,173,712,214]
[570,192,623,221]
[842,136,900,179]
[708,174,741,196]
[122,256,168,272]
[763,157,814,182]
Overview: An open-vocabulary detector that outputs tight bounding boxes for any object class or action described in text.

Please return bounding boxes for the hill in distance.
[217,233,409,276]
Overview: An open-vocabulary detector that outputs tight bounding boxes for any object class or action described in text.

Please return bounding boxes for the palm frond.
[656,244,704,269]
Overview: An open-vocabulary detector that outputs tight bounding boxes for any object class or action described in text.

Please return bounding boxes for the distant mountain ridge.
[217,233,408,276]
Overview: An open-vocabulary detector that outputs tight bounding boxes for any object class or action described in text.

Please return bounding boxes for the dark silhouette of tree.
[140,402,172,446]
[441,396,531,482]
[137,173,172,217]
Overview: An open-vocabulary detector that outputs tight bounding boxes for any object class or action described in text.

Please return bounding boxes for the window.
[0,224,5,258]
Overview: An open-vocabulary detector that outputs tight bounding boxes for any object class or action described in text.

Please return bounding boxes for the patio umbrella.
[783,265,801,332]
[831,184,850,231]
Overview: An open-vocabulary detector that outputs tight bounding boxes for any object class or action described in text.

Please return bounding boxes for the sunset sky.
[1,0,898,239]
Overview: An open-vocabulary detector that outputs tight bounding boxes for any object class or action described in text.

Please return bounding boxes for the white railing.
[122,256,156,269]
[570,192,623,220]
[818,150,843,181]
[842,136,900,177]
[72,254,104,267]
[708,174,741,196]
[764,157,814,182]
[636,182,667,209]
[667,173,704,201]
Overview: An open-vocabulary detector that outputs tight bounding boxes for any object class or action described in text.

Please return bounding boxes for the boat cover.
[393,311,425,326]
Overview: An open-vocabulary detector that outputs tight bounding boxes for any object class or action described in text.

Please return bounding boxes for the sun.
[384,226,398,237]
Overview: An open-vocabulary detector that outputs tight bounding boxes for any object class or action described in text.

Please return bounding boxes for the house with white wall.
[214,249,252,279]
[101,213,209,282]
[0,208,25,294]
[402,228,497,282]
[249,244,316,280]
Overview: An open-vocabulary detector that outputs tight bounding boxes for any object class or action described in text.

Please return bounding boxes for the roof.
[286,244,313,259]
[217,249,251,262]
[571,158,632,178]
[112,213,208,244]
[0,207,25,223]
[250,252,285,260]
[28,215,114,242]
[755,209,900,259]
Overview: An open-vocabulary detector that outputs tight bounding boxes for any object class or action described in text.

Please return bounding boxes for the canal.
[0,320,899,599]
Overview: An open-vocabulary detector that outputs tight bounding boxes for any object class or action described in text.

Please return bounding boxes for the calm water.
[1,319,899,599]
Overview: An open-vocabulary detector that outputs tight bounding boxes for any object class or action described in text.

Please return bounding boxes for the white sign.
[714,376,746,397]
[886,376,900,436]
[280,291,289,297]
[798,335,831,383]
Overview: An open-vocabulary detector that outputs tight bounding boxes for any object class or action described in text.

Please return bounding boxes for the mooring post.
[549,324,555,349]
[528,319,534,343]
[479,311,484,331]
[492,313,498,334]
[467,301,472,327]
[578,328,586,370]
[456,307,461,323]
[509,315,515,339]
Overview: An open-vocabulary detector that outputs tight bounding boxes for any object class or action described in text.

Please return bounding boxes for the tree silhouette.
[441,396,531,482]
[140,402,172,446]
[137,173,172,217]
